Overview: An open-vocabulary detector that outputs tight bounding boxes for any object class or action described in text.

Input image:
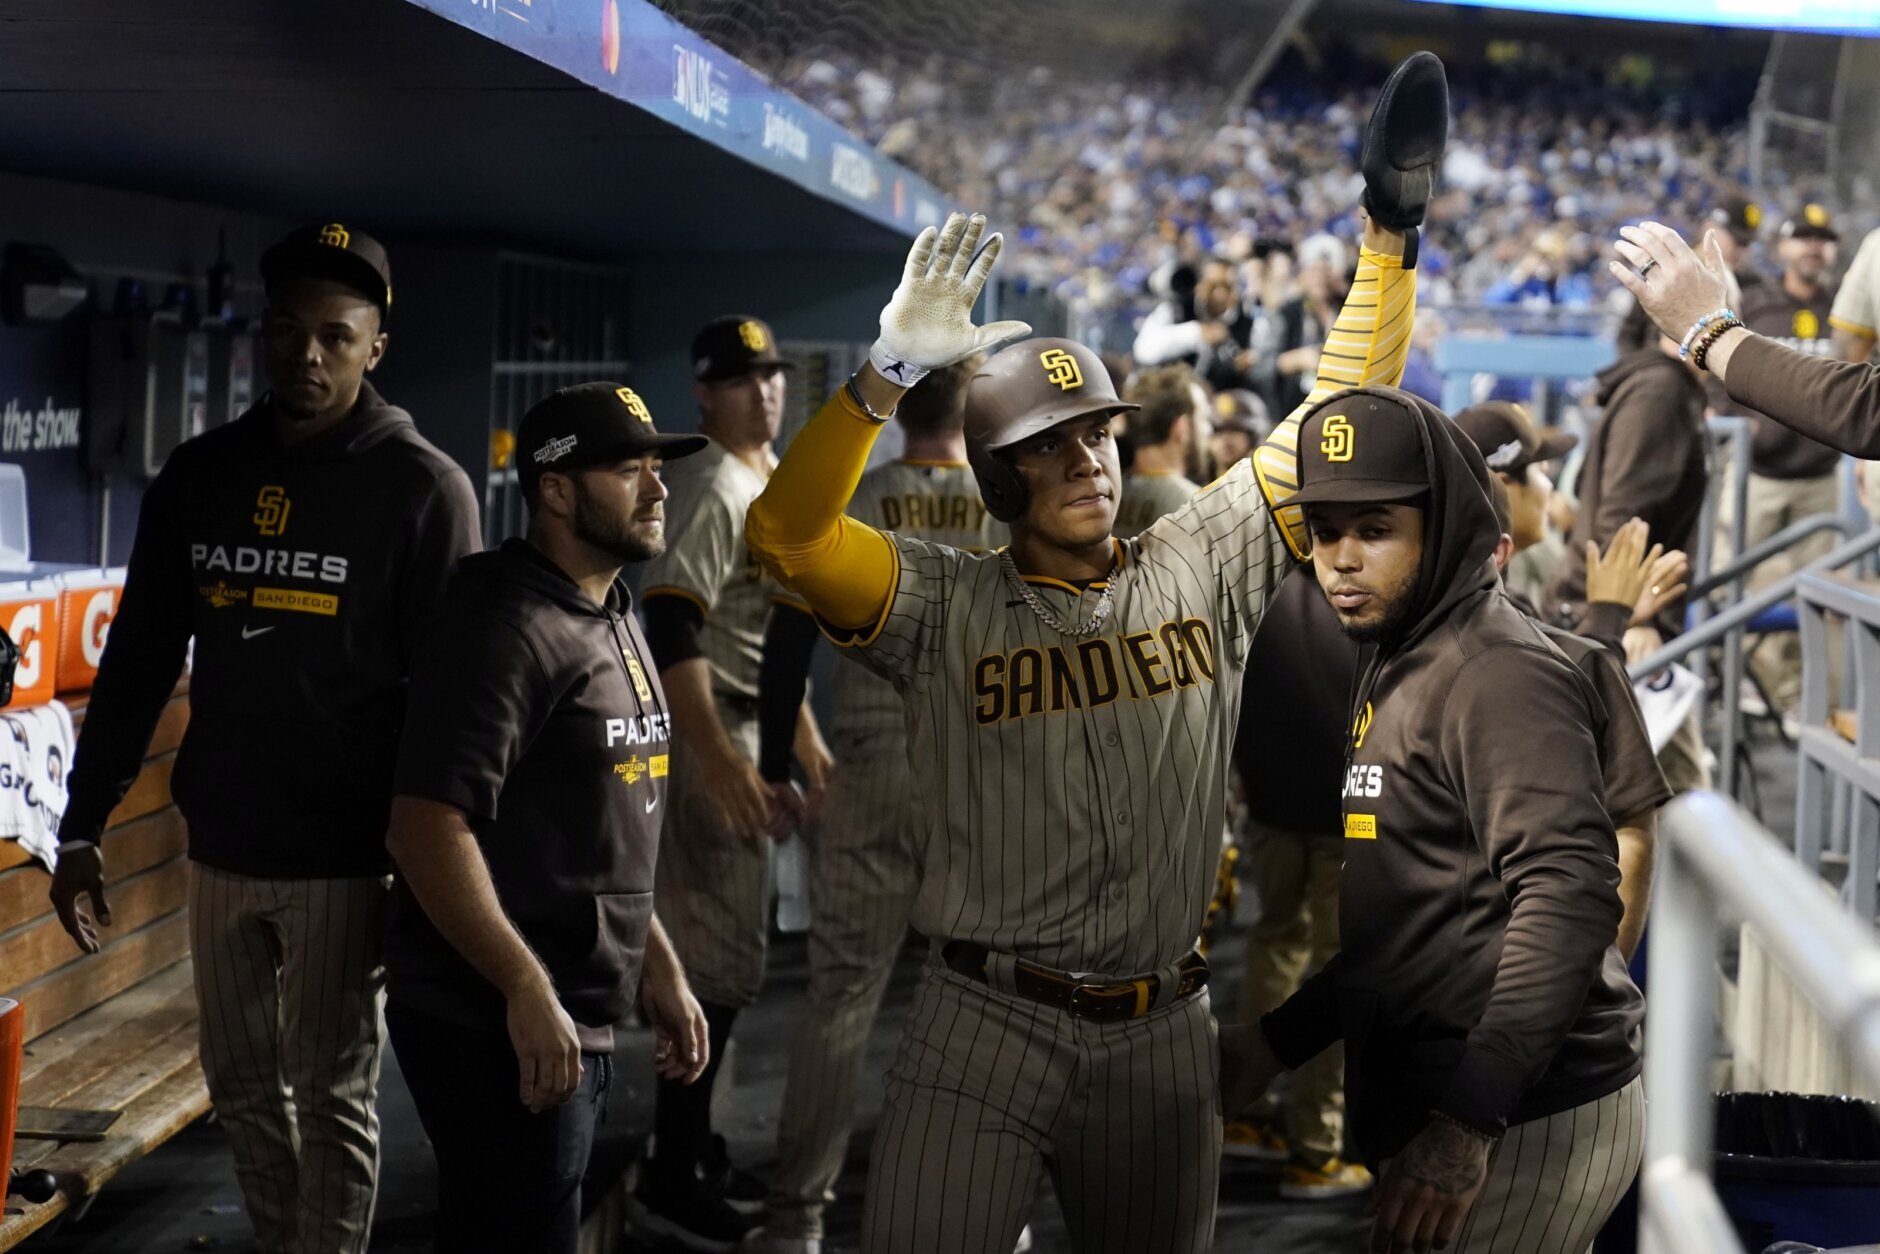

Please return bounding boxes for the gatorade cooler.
[55,569,126,694]
[0,581,60,709]
[0,998,21,1190]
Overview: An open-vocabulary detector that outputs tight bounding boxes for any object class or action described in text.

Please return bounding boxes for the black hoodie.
[386,540,670,1050]
[1262,387,1643,1164]
[60,383,480,876]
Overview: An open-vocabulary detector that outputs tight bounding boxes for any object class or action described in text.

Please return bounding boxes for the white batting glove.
[870,212,1032,386]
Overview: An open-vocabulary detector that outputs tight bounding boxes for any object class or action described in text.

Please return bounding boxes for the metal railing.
[1796,573,1880,923]
[1641,790,1880,1254]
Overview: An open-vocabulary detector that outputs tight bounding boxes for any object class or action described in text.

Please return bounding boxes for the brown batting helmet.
[964,338,1137,522]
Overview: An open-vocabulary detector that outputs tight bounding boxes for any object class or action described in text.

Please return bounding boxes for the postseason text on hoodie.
[1262,388,1643,1165]
[59,383,481,877]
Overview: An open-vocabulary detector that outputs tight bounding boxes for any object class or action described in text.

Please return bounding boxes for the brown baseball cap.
[965,338,1137,452]
[261,222,393,317]
[1289,391,1430,507]
[692,315,794,382]
[1708,195,1763,246]
[1450,401,1576,478]
[1781,204,1839,242]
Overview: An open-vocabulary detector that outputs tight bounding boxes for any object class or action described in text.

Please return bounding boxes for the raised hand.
[872,212,1031,382]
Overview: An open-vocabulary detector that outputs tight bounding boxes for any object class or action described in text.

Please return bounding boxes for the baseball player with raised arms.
[745,53,1446,1253]
[743,359,1020,1254]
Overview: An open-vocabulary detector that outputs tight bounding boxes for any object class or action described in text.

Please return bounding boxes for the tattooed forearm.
[1398,1116,1493,1194]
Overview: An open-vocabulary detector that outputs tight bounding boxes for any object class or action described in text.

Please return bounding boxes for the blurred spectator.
[1266,234,1347,415]
[1209,389,1270,475]
[1484,228,1597,308]
[1719,204,1842,713]
[1114,364,1201,537]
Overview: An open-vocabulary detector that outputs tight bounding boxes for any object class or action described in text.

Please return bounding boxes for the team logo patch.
[318,223,351,248]
[623,649,653,701]
[650,753,669,778]
[253,486,291,537]
[1485,439,1523,472]
[199,581,248,609]
[1795,309,1820,340]
[738,321,769,351]
[1345,813,1377,840]
[1040,348,1083,391]
[1805,203,1829,228]
[1320,415,1355,464]
[614,755,648,785]
[534,434,578,464]
[1352,701,1373,749]
[616,387,654,424]
[1744,202,1762,228]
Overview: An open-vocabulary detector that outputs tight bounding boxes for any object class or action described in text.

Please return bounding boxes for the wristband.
[1678,308,1737,361]
[868,341,930,389]
[844,376,896,425]
[1428,1108,1499,1143]
[1692,318,1745,372]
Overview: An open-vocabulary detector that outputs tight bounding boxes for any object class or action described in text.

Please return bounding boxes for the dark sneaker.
[632,1168,760,1252]
[703,1133,767,1215]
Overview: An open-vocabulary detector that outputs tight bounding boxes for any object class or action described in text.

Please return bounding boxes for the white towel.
[1633,663,1702,756]
[0,700,75,870]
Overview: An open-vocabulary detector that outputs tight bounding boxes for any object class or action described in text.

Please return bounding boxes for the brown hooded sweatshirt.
[1262,388,1644,1165]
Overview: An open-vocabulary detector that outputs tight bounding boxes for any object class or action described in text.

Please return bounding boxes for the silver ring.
[1638,259,1659,279]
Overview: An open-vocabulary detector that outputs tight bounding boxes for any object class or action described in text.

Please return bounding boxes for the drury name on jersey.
[875,491,989,535]
[971,617,1218,726]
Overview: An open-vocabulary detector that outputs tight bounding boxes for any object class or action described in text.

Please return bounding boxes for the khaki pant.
[1404,1076,1644,1254]
[765,735,923,1240]
[863,960,1220,1254]
[656,710,772,1007]
[189,865,391,1254]
[1237,823,1346,1166]
[1717,471,1840,711]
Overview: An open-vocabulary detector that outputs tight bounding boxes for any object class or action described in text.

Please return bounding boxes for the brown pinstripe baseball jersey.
[834,459,1288,976]
[1113,469,1200,539]
[641,438,778,698]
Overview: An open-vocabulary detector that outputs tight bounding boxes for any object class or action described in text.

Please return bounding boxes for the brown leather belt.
[940,942,1209,1024]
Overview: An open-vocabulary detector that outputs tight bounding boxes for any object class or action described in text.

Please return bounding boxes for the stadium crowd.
[782,51,1859,328]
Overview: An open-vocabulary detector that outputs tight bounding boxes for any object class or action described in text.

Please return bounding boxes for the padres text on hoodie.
[59,383,481,877]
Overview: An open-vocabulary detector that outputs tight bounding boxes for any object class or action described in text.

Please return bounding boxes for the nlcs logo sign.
[253,486,291,537]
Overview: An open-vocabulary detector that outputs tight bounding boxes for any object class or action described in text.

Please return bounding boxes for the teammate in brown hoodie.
[1225,388,1645,1254]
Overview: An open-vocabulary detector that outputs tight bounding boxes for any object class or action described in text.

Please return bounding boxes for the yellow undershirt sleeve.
[1253,245,1417,559]
[745,387,899,632]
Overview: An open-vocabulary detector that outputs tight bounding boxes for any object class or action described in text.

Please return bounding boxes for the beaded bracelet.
[1679,308,1738,361]
[1691,317,1745,373]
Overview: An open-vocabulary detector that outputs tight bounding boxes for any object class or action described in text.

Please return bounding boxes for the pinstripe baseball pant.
[765,734,922,1240]
[862,958,1221,1254]
[1386,1075,1644,1254]
[188,864,391,1254]
[657,710,771,1007]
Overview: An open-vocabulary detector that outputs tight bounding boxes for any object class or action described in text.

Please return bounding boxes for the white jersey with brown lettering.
[832,458,1288,976]
[822,458,1003,740]
[641,438,778,700]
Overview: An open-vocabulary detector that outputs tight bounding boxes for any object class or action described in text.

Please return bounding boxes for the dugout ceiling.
[0,0,929,259]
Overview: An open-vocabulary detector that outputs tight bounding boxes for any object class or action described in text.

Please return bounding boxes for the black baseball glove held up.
[1360,51,1449,269]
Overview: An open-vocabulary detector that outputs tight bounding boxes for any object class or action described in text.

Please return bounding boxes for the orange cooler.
[0,581,60,709]
[0,997,20,1189]
[55,569,126,694]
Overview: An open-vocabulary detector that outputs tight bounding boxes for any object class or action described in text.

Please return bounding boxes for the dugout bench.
[0,683,205,1249]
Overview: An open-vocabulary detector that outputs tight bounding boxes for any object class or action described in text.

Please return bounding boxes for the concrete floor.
[21,730,1797,1254]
